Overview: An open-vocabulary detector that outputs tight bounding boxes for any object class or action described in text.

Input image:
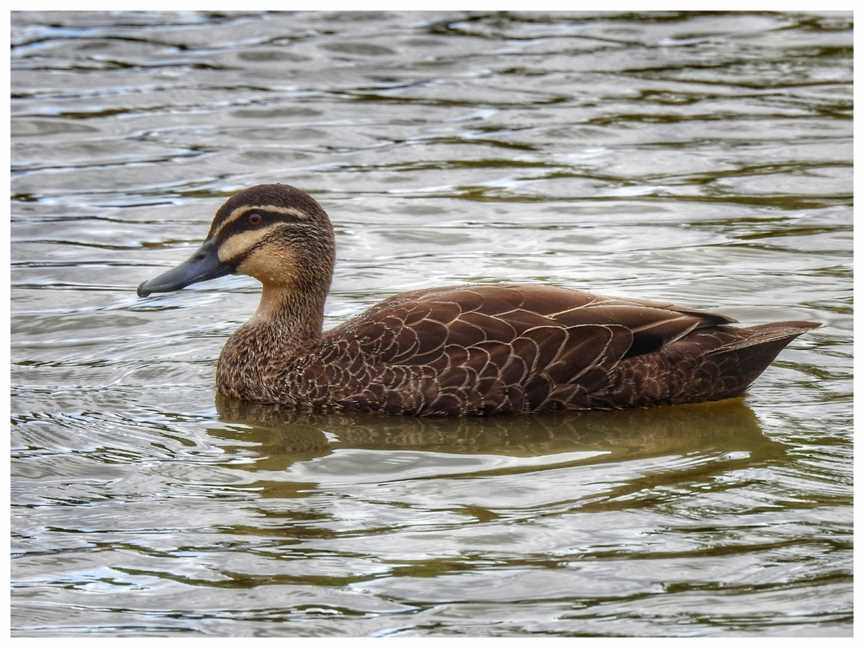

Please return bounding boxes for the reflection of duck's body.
[214,395,782,466]
[138,184,819,416]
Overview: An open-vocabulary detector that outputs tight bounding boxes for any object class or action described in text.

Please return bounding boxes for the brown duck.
[138,184,819,417]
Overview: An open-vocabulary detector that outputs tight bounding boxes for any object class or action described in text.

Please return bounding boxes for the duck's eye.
[247,212,263,226]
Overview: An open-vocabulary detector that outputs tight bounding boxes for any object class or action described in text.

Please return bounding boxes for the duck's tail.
[667,320,820,404]
[706,320,821,355]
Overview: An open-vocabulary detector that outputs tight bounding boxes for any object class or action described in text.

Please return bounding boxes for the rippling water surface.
[10,11,852,637]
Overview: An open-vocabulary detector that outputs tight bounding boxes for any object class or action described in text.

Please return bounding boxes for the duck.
[137,183,819,417]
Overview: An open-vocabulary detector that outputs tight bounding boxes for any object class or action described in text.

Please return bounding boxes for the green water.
[11,11,852,636]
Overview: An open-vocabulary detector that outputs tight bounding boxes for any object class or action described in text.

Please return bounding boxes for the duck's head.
[137,184,335,299]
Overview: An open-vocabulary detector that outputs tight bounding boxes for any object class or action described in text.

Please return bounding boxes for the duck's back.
[296,284,815,416]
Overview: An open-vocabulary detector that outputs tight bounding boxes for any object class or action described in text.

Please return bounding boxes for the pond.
[10,10,852,637]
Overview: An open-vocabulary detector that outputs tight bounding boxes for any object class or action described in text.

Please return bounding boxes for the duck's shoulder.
[330,283,602,329]
[324,282,734,356]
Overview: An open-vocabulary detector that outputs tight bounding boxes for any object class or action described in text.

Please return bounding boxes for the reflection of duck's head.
[137,184,335,304]
[212,393,782,472]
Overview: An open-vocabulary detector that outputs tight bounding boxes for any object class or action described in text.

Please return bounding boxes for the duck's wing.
[332,284,735,413]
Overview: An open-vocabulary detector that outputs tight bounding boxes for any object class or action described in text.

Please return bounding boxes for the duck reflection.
[210,394,785,473]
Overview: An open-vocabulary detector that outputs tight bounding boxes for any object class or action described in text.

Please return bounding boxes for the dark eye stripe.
[213,209,302,244]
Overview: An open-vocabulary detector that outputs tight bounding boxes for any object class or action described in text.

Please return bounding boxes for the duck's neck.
[217,282,328,401]
[252,283,326,343]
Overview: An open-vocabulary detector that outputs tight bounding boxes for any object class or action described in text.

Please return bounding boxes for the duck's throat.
[254,283,326,342]
[216,283,327,402]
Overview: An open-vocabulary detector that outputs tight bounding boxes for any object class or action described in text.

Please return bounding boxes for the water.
[10,11,852,637]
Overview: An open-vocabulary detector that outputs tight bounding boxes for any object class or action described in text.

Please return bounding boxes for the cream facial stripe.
[210,205,309,240]
[217,223,282,263]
